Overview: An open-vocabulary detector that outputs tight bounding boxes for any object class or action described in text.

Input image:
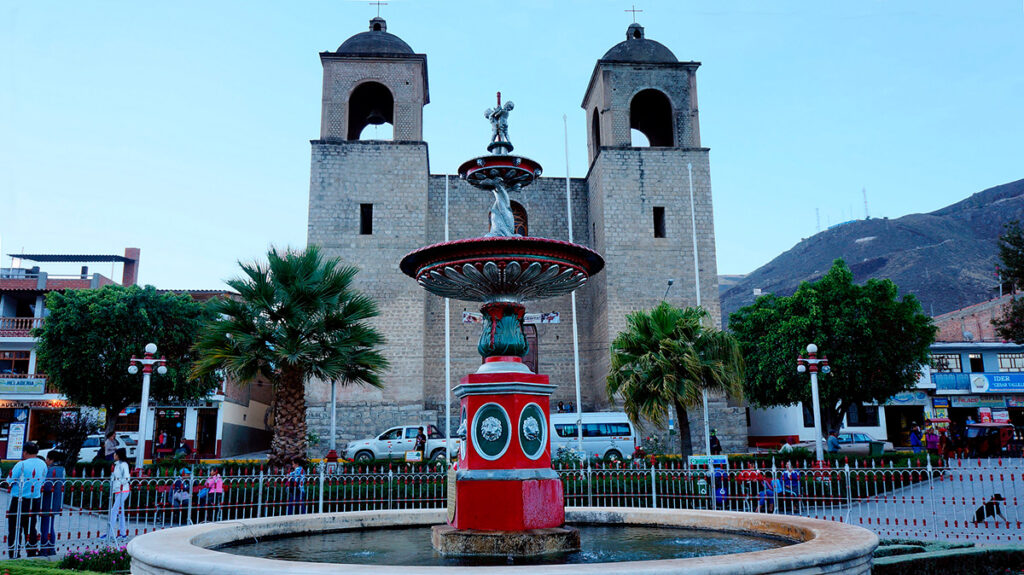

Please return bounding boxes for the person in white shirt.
[6,442,47,558]
[108,448,131,539]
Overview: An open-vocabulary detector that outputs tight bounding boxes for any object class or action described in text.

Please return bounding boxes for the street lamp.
[796,343,831,463]
[128,343,167,470]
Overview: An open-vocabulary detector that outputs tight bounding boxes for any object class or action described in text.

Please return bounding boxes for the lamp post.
[796,343,831,463]
[128,343,167,470]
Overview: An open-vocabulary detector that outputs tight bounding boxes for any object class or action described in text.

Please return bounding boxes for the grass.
[0,559,111,575]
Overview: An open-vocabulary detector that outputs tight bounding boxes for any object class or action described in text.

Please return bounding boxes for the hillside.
[720,178,1024,322]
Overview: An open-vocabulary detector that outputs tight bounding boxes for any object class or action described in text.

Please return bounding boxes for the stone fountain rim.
[128,507,878,575]
[399,236,605,279]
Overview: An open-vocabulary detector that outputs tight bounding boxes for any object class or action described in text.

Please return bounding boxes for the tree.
[41,411,99,472]
[606,304,744,456]
[992,221,1024,341]
[34,285,219,435]
[191,246,388,467]
[729,260,935,433]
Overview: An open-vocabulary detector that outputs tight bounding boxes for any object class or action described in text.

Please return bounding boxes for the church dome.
[336,17,414,54]
[601,23,677,63]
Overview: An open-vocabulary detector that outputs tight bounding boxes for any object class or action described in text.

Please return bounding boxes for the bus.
[549,412,637,461]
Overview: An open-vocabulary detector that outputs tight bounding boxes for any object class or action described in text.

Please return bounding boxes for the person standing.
[103,431,117,461]
[107,448,131,540]
[909,425,923,455]
[6,442,47,558]
[709,429,723,455]
[39,451,65,556]
[826,430,841,453]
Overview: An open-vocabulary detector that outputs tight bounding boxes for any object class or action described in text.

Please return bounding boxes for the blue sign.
[967,373,1024,394]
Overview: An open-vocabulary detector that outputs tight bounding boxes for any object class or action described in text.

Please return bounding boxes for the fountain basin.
[128,508,877,574]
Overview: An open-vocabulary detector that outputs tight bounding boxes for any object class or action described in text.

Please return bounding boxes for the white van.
[549,412,637,461]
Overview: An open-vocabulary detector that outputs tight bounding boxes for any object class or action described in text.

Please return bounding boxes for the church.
[304,17,747,454]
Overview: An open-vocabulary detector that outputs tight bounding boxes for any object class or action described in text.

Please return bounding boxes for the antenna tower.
[862,188,870,219]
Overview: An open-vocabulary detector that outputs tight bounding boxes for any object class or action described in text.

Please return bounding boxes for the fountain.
[398,92,601,556]
[127,98,879,575]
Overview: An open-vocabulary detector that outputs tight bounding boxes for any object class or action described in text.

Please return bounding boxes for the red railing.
[0,316,45,337]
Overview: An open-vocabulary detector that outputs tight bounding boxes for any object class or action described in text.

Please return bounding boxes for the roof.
[335,17,414,55]
[601,23,677,63]
[10,254,135,263]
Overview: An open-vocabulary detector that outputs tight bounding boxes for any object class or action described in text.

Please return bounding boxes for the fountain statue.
[400,94,604,556]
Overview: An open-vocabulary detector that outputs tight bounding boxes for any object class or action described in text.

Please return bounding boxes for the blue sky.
[2,1,1022,289]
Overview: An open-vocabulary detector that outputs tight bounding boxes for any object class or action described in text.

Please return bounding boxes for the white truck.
[343,423,459,463]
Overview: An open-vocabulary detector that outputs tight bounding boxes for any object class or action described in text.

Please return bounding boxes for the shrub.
[59,545,131,572]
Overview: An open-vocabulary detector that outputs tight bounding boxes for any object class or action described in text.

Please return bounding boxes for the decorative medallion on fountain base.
[431,525,581,557]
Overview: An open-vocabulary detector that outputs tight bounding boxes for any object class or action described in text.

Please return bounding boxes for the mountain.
[720,178,1024,322]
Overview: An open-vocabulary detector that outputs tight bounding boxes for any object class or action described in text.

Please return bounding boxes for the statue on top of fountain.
[485,92,514,155]
[477,169,521,238]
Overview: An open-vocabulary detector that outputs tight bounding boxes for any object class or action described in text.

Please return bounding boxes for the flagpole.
[688,162,712,457]
[445,175,453,459]
[564,114,584,458]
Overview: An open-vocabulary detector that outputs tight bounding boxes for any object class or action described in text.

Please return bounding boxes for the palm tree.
[192,246,388,466]
[606,304,743,456]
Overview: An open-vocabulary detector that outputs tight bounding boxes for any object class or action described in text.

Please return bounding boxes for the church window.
[348,81,394,141]
[629,89,674,147]
[653,206,666,238]
[591,108,601,151]
[511,201,528,236]
[360,203,373,235]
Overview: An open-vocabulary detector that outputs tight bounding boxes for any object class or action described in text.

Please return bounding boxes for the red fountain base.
[449,357,567,532]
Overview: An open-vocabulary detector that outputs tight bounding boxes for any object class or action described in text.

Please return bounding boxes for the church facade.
[305,17,747,454]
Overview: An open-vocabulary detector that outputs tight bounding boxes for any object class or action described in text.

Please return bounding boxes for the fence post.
[586,459,593,508]
[186,474,194,525]
[388,468,394,510]
[771,460,778,514]
[650,463,658,509]
[843,463,852,522]
[318,463,326,514]
[926,457,936,538]
[256,470,264,518]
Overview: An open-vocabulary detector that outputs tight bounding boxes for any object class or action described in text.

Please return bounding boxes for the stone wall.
[305,401,437,454]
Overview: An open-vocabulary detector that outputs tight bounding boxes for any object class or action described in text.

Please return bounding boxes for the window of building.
[802,403,815,428]
[846,403,879,427]
[968,353,984,372]
[931,353,962,372]
[591,108,601,152]
[629,89,674,147]
[0,351,30,375]
[360,204,373,235]
[998,353,1024,372]
[653,206,666,238]
[511,201,528,236]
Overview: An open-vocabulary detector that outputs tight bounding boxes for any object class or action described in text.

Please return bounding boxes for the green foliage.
[34,285,220,433]
[192,246,388,466]
[0,559,109,575]
[59,546,131,572]
[728,260,935,433]
[993,221,1024,343]
[607,304,744,456]
[40,411,99,471]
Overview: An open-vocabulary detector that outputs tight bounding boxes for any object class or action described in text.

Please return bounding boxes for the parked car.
[798,432,893,455]
[549,412,638,461]
[39,433,135,462]
[344,424,459,463]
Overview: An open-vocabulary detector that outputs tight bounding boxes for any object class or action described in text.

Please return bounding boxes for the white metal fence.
[2,458,1019,558]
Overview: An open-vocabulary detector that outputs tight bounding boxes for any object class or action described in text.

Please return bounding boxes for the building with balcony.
[0,250,271,460]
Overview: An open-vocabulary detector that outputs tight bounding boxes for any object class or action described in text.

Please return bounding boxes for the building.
[304,18,746,454]
[0,250,270,460]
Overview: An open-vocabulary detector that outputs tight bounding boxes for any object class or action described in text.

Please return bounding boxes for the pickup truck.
[343,423,459,463]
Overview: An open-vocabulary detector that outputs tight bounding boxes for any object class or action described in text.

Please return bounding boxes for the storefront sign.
[978,407,993,423]
[1005,396,1024,408]
[0,378,46,394]
[0,399,67,409]
[992,409,1011,423]
[932,397,950,408]
[5,421,26,459]
[950,396,1007,409]
[966,373,1024,394]
[887,391,929,406]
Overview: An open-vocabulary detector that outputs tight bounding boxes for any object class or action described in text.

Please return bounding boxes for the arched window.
[591,108,602,152]
[629,89,674,147]
[348,81,394,141]
[511,201,528,236]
